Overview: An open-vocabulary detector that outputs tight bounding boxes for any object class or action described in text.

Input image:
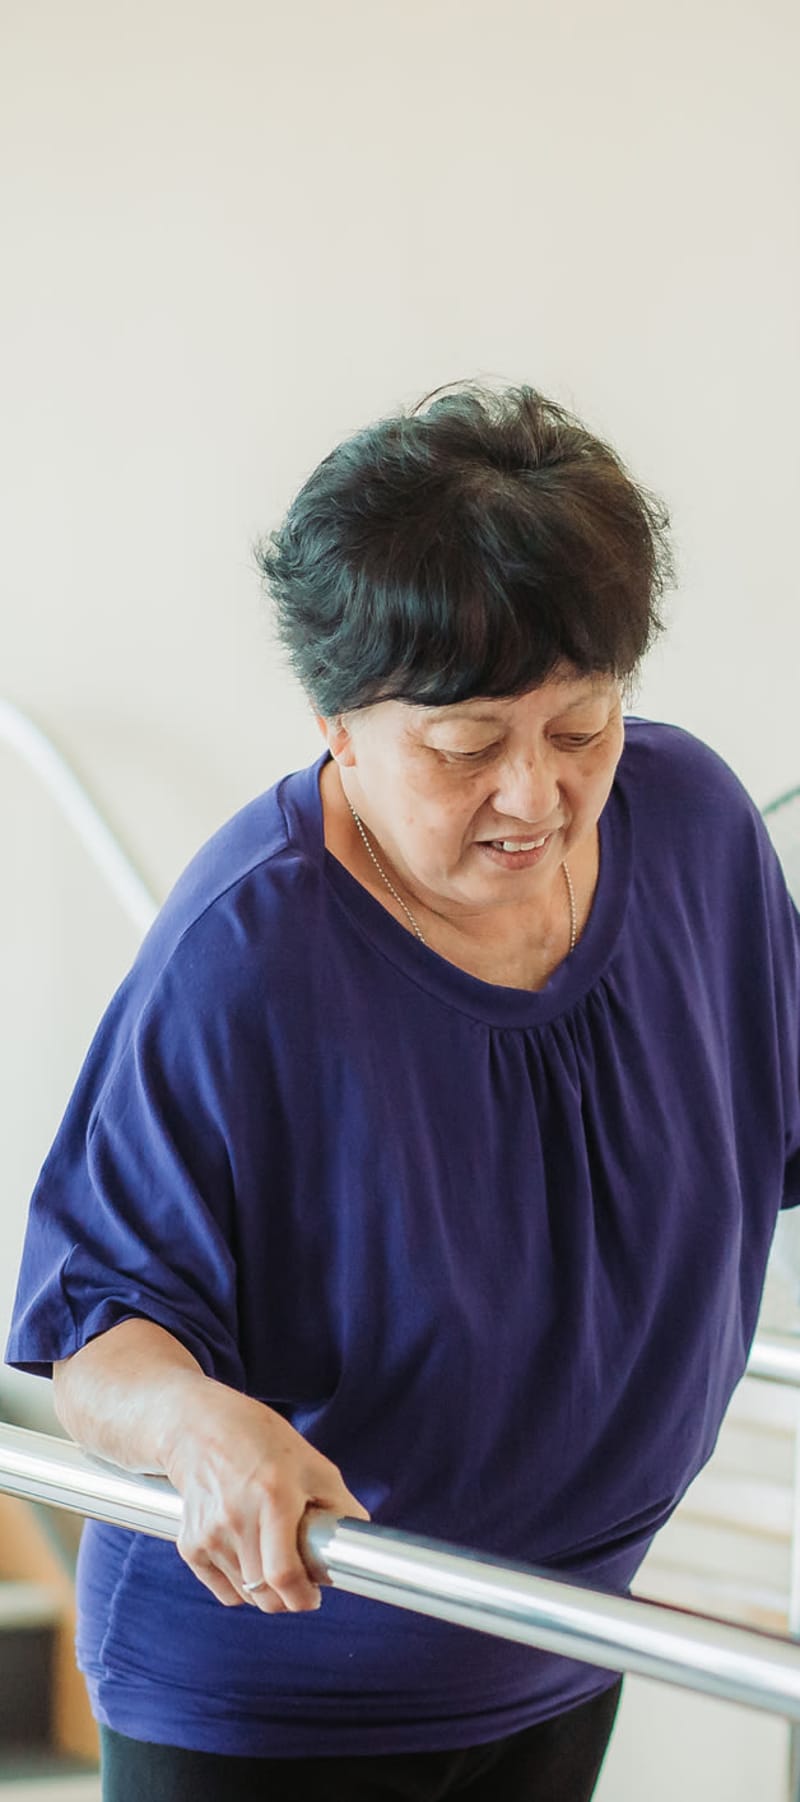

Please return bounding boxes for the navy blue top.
[7,720,800,1755]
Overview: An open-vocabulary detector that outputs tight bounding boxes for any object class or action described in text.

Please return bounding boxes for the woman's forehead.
[415,675,619,725]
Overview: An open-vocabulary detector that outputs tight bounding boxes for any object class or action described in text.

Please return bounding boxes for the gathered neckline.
[299,751,633,1029]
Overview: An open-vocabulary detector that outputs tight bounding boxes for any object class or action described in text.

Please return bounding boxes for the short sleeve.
[6,941,247,1387]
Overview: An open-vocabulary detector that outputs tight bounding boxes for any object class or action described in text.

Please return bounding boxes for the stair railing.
[0,698,158,935]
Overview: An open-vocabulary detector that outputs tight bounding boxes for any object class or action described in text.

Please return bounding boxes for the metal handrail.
[0,697,158,936]
[2,1422,800,1723]
[747,1334,800,1389]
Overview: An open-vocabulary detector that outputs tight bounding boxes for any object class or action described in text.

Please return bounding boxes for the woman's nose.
[490,754,558,825]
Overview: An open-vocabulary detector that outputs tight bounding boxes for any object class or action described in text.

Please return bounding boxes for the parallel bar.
[747,1335,800,1389]
[0,1422,181,1538]
[3,1423,800,1720]
[303,1517,800,1721]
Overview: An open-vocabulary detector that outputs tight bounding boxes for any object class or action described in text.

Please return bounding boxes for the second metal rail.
[747,1335,800,1389]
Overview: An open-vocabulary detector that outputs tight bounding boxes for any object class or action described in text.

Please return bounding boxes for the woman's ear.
[314,713,357,767]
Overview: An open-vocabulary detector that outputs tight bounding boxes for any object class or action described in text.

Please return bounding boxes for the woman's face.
[324,667,625,923]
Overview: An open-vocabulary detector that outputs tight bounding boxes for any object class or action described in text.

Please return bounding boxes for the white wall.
[1,2,798,1790]
[3,0,798,880]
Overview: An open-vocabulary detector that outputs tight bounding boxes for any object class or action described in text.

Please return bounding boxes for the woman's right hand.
[53,1320,368,1617]
[164,1374,370,1613]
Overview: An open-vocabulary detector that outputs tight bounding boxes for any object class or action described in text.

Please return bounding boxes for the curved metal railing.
[0,697,158,936]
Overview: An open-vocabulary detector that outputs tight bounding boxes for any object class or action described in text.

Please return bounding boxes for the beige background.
[1,3,798,1792]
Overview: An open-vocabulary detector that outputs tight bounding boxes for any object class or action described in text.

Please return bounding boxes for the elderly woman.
[7,386,800,1802]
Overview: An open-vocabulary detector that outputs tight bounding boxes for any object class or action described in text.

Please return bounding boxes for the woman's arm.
[52,1318,368,1614]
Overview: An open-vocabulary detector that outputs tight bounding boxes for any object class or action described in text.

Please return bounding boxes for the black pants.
[100,1678,622,1801]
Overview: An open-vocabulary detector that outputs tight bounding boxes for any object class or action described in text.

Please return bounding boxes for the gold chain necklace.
[345,797,578,956]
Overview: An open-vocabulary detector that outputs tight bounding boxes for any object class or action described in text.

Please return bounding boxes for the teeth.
[493,837,547,852]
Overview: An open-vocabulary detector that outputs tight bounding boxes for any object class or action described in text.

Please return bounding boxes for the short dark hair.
[256,384,673,717]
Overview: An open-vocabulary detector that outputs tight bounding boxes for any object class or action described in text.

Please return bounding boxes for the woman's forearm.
[52,1317,210,1476]
[52,1315,369,1613]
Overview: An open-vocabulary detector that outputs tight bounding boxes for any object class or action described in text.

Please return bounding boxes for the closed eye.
[441,745,499,762]
[553,732,601,749]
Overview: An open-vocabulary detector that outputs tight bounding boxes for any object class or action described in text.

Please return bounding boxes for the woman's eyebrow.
[424,691,611,724]
[424,708,501,723]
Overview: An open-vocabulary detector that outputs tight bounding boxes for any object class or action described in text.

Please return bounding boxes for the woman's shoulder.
[89,756,327,1072]
[616,719,798,964]
[24,760,330,1162]
[618,717,763,840]
[138,756,326,971]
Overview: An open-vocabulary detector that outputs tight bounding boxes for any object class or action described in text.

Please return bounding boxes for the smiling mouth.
[482,834,551,852]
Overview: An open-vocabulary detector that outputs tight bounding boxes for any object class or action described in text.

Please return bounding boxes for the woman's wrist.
[152,1366,219,1483]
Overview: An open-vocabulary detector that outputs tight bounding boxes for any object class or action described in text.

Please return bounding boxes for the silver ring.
[242,1576,270,1593]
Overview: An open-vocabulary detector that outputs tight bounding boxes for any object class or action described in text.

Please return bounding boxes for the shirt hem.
[88,1670,621,1757]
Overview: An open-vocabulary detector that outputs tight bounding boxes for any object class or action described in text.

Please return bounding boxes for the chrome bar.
[303,1516,800,1720]
[0,1422,181,1538]
[739,1332,800,1800]
[747,1335,800,1389]
[3,1425,800,1721]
